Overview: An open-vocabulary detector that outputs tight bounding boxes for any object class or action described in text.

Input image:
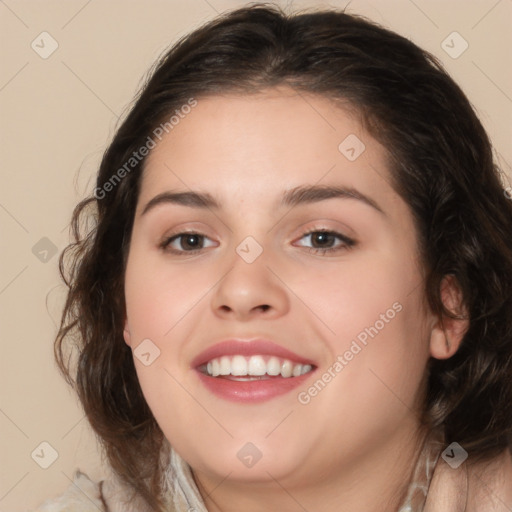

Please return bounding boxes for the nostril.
[216,304,273,315]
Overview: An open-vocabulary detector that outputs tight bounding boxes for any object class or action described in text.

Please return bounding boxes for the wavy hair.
[55,4,512,510]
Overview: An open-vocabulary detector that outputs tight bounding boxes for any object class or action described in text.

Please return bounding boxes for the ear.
[429,275,469,360]
[123,318,132,347]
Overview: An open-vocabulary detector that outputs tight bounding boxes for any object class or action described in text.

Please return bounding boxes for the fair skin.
[123,87,467,512]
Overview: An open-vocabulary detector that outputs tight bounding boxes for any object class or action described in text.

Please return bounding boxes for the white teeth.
[219,356,231,375]
[248,355,266,376]
[231,355,247,376]
[301,364,312,375]
[281,360,293,378]
[267,357,281,376]
[203,355,314,378]
[211,359,220,377]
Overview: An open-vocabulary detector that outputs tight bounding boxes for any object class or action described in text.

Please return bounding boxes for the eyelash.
[298,229,356,255]
[159,228,356,256]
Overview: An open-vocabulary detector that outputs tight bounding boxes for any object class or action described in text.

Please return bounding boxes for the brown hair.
[55,4,512,510]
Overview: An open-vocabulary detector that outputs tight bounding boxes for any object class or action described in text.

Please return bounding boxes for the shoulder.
[425,446,512,512]
[466,447,512,511]
[33,470,153,512]
[34,471,106,511]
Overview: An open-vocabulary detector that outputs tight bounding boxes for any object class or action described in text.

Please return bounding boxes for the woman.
[37,4,512,511]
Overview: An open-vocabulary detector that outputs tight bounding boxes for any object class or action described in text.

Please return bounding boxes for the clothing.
[34,430,512,512]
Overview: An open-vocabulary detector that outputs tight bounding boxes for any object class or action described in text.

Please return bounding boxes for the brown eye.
[160,232,216,254]
[310,232,337,248]
[177,233,203,250]
[295,229,356,255]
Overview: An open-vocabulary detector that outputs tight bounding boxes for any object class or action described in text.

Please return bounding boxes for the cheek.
[131,360,206,461]
[296,248,430,403]
[296,300,429,456]
[124,249,208,341]
[123,248,217,425]
[316,301,428,432]
[292,249,423,348]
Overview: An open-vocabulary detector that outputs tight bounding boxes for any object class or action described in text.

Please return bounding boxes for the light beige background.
[1,0,511,510]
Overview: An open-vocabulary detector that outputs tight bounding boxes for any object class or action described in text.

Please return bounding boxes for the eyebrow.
[140,184,384,216]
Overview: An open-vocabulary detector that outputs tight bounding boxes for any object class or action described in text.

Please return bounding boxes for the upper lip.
[191,339,317,368]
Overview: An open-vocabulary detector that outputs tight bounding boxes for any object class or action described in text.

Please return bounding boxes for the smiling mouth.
[199,354,314,379]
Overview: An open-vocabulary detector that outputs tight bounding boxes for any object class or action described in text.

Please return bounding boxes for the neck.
[192,422,429,512]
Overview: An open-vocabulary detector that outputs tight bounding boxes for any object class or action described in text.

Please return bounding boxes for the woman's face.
[123,87,435,488]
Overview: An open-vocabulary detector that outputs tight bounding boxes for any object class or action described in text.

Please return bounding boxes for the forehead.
[138,87,396,210]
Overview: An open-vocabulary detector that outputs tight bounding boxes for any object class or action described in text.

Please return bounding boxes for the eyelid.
[159,229,218,254]
[290,218,356,243]
[292,227,356,255]
[159,225,356,258]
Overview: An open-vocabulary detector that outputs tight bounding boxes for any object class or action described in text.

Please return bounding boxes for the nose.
[210,248,290,322]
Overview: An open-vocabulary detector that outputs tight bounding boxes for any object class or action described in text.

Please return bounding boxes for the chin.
[178,436,307,483]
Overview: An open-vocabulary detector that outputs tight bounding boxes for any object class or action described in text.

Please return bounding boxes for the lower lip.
[195,370,315,403]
